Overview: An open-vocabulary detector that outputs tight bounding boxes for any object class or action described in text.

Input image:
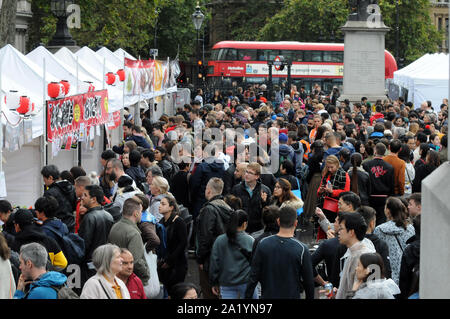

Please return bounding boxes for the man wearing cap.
[9,209,68,271]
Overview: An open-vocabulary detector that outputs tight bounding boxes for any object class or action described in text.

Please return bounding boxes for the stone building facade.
[430,0,449,52]
[0,0,33,54]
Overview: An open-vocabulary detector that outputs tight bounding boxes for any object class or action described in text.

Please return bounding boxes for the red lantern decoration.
[105,72,116,85]
[17,96,31,114]
[60,80,70,95]
[117,69,125,81]
[48,82,64,99]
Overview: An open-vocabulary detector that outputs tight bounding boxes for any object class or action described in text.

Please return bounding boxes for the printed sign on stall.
[46,90,109,142]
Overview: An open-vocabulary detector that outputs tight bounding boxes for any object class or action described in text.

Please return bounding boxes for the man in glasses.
[231,163,272,235]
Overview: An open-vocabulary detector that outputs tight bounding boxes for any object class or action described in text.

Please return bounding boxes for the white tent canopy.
[393,53,448,111]
[0,44,61,138]
[27,46,101,97]
[54,46,125,112]
[114,48,136,61]
[97,47,124,69]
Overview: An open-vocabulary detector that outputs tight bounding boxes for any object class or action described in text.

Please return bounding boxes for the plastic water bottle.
[320,283,333,299]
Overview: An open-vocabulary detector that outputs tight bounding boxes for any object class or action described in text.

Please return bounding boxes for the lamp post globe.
[191,3,205,31]
[48,0,77,47]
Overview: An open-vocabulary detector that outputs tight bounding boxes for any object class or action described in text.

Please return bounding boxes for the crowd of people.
[0,82,447,300]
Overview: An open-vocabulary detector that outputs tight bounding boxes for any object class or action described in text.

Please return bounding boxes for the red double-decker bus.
[207,41,397,94]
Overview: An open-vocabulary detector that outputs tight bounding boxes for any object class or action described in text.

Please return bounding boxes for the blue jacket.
[14,271,67,299]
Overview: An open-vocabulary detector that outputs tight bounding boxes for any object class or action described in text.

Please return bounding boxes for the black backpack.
[408,263,420,297]
[104,202,122,223]
[42,225,85,266]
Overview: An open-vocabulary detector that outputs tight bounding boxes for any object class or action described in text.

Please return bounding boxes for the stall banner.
[124,58,173,97]
[46,90,109,142]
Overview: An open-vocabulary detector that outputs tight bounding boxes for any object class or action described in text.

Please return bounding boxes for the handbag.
[144,249,161,299]
[322,173,339,213]
[323,197,339,213]
[291,177,303,216]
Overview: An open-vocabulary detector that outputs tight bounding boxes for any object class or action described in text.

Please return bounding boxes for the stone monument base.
[338,94,388,106]
[341,20,390,107]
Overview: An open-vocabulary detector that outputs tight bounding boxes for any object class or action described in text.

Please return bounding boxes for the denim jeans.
[220,284,258,299]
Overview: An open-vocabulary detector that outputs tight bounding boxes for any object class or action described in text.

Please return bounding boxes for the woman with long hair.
[398,144,415,195]
[347,152,371,206]
[374,197,415,285]
[303,140,324,222]
[270,178,303,211]
[209,210,257,299]
[0,235,15,299]
[157,194,187,295]
[316,155,350,239]
[412,149,440,193]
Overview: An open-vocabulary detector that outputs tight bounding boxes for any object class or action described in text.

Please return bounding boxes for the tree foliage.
[257,0,442,65]
[28,0,209,60]
[257,0,348,43]
[216,0,284,41]
[378,0,443,65]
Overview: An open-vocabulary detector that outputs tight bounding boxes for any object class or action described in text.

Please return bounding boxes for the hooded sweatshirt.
[373,221,415,285]
[14,271,67,299]
[44,180,77,232]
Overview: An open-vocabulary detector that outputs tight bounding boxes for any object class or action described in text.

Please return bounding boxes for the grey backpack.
[51,285,80,299]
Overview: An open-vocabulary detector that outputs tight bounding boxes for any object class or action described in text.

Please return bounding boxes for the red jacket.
[126,273,147,299]
[370,113,384,126]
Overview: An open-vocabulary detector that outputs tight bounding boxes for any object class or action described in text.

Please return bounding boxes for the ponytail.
[226,210,248,246]
[350,153,363,195]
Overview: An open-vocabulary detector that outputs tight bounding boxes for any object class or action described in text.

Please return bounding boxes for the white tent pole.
[42,57,48,169]
[103,57,106,90]
[123,53,125,110]
[76,56,79,94]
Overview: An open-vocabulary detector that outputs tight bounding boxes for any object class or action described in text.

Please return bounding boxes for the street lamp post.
[192,2,204,91]
[395,0,400,67]
[48,0,77,46]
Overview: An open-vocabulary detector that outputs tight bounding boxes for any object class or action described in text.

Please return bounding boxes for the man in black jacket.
[78,185,114,285]
[362,142,395,225]
[231,163,271,235]
[245,206,315,299]
[189,143,226,219]
[195,178,234,299]
[41,165,77,233]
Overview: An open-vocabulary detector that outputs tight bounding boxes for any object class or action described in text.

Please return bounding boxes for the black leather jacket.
[195,196,233,268]
[78,206,114,262]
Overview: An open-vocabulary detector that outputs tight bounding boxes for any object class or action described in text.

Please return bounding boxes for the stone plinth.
[339,20,390,105]
[46,46,80,54]
[421,161,450,298]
